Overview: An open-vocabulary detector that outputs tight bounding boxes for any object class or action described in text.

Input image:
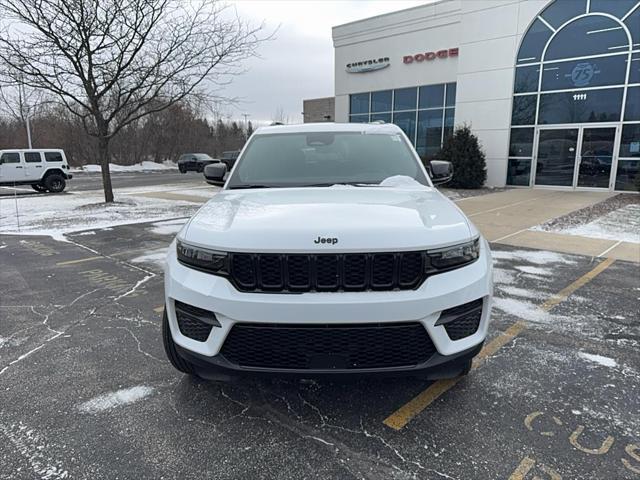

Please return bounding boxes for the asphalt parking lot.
[1,218,639,479]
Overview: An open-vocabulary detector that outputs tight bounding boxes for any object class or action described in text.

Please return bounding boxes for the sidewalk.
[454,189,639,263]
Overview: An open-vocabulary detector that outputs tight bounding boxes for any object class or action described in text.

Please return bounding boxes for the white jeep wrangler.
[0,149,73,193]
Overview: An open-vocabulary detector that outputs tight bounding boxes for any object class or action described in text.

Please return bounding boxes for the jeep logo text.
[314,236,338,245]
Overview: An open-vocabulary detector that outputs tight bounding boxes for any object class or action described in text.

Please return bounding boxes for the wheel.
[179,167,186,174]
[43,174,66,193]
[162,309,197,375]
[31,184,47,192]
[459,359,473,376]
[197,164,204,173]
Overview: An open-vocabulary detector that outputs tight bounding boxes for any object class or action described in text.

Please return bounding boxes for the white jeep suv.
[163,123,492,380]
[0,149,73,193]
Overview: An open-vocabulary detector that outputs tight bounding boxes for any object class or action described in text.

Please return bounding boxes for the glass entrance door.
[576,127,616,189]
[535,128,579,186]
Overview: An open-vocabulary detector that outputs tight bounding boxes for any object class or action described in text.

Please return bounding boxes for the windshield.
[226,132,429,188]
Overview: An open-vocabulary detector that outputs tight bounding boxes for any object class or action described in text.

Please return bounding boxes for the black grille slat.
[221,322,435,370]
[287,255,310,290]
[228,251,425,293]
[343,254,367,289]
[231,255,256,289]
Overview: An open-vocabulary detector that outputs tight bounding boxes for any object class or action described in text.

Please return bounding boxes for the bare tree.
[0,0,268,202]
[271,106,290,125]
[0,83,45,147]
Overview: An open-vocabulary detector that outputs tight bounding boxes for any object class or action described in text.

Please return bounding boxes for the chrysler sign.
[403,48,459,64]
[346,57,390,73]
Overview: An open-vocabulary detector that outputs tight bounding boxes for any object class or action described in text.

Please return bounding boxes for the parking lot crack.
[109,326,163,363]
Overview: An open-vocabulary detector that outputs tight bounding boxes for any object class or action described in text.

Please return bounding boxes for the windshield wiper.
[301,182,380,187]
[228,184,277,190]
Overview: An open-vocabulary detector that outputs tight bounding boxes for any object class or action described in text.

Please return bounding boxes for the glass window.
[349,114,369,123]
[517,19,554,64]
[541,55,627,91]
[228,132,429,188]
[509,128,535,156]
[394,87,417,111]
[370,112,391,123]
[615,160,639,191]
[445,83,456,107]
[511,95,537,125]
[541,0,586,29]
[419,84,444,109]
[0,152,20,164]
[392,111,417,142]
[416,109,443,158]
[624,86,640,121]
[538,88,623,124]
[628,53,640,84]
[624,6,640,51]
[507,159,532,186]
[590,0,638,18]
[514,65,540,93]
[620,124,640,157]
[25,152,42,163]
[545,16,629,61]
[444,108,455,141]
[350,93,369,114]
[45,152,63,162]
[371,90,392,113]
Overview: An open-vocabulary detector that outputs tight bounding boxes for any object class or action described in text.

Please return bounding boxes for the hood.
[182,186,473,252]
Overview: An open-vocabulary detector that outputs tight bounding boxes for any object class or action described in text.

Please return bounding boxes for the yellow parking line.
[56,256,102,266]
[539,257,615,311]
[153,305,164,313]
[383,258,616,431]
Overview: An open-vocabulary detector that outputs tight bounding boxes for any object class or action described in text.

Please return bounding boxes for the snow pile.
[578,352,618,368]
[0,192,199,242]
[78,385,155,413]
[379,175,428,189]
[76,161,177,173]
[532,204,640,244]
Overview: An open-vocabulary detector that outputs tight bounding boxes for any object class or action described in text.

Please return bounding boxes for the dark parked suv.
[220,150,240,170]
[178,153,219,173]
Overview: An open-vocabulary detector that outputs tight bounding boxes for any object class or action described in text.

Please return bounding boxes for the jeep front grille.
[229,252,425,293]
[220,322,435,370]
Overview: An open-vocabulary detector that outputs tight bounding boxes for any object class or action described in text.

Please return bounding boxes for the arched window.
[507,0,640,190]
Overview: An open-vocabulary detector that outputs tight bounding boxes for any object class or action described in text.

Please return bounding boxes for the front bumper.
[164,238,493,375]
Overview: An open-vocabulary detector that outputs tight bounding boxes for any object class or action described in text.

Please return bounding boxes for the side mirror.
[428,160,453,185]
[203,163,227,185]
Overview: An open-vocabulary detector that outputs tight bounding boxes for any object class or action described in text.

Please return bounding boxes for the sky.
[220,0,427,125]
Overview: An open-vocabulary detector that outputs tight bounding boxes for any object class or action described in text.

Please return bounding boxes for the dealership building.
[321,0,640,191]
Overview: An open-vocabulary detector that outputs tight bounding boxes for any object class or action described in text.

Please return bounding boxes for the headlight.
[427,238,480,271]
[176,240,228,274]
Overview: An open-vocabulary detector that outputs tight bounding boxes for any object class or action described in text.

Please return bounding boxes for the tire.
[43,174,66,193]
[459,359,473,376]
[179,167,186,174]
[31,184,47,192]
[197,164,204,173]
[162,309,197,375]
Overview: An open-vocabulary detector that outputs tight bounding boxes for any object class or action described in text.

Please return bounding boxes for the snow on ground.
[491,249,577,265]
[0,192,199,242]
[131,247,168,268]
[150,218,188,236]
[532,204,640,244]
[578,352,618,368]
[77,385,155,414]
[72,160,177,173]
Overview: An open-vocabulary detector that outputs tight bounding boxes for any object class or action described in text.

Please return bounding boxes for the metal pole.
[26,113,32,148]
